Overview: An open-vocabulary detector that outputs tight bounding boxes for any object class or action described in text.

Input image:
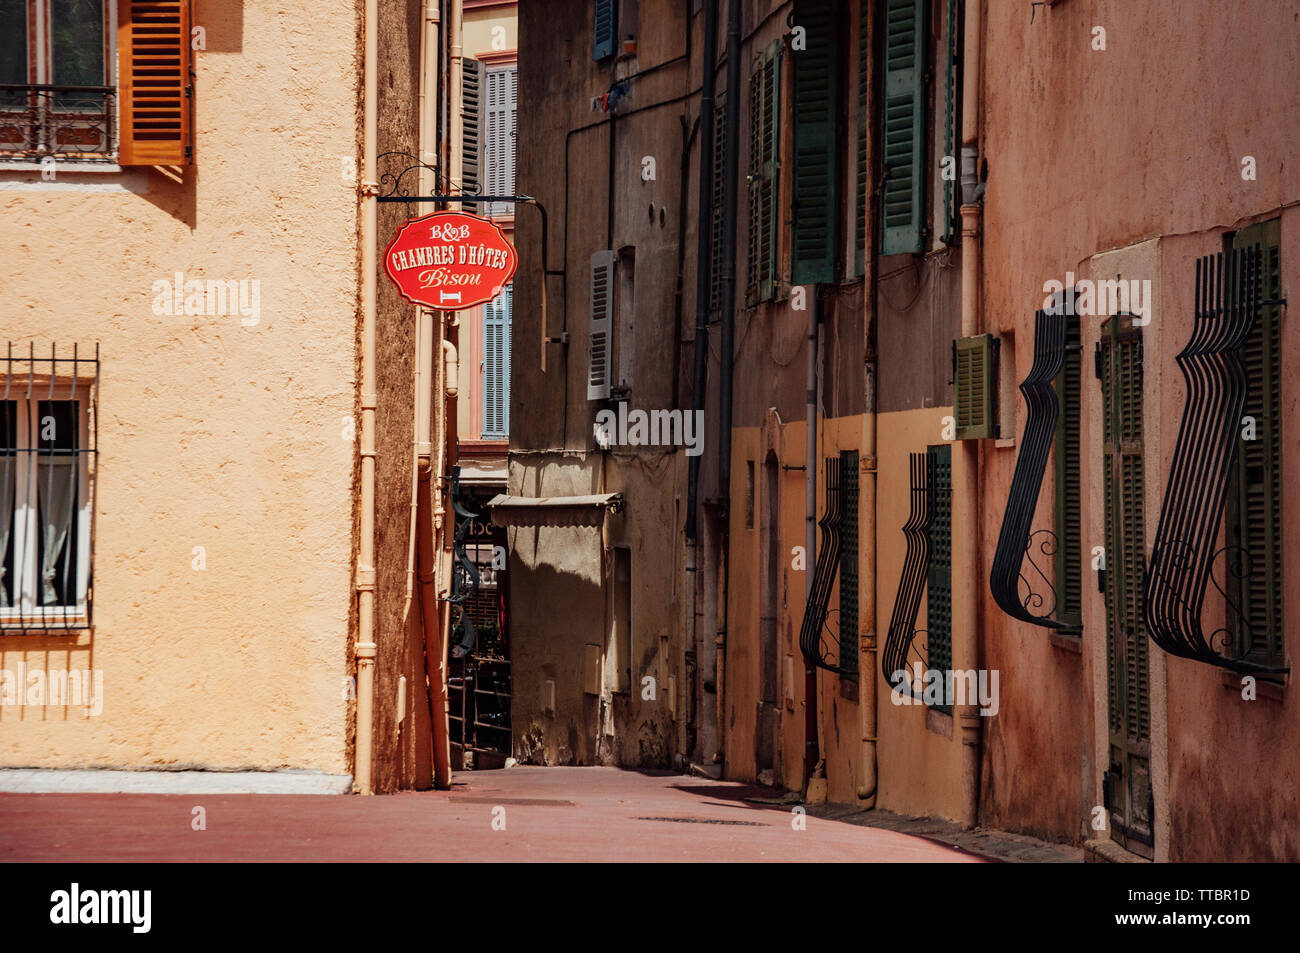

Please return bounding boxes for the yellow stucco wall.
[0,2,359,774]
[464,5,517,59]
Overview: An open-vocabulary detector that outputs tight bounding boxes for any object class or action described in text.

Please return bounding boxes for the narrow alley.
[2,767,987,863]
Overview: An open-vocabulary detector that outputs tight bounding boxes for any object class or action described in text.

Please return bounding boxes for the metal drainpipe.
[857,349,877,803]
[956,0,984,829]
[685,0,718,763]
[714,0,742,772]
[804,287,820,781]
[355,0,380,795]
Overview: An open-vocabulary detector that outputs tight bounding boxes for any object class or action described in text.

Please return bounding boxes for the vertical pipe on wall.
[804,289,820,781]
[858,355,878,803]
[714,0,743,774]
[355,0,380,795]
[955,0,983,829]
[686,0,719,764]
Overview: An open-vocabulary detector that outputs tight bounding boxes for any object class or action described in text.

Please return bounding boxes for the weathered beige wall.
[464,4,517,58]
[0,1,361,775]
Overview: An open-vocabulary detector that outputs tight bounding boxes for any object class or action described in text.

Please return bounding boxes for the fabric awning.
[485,492,624,527]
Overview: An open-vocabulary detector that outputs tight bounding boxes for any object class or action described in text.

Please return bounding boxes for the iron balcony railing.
[799,456,849,675]
[1145,247,1289,675]
[881,452,932,698]
[0,84,117,161]
[989,307,1079,632]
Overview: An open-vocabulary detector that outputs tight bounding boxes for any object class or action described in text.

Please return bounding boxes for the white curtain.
[0,454,12,607]
[38,456,76,606]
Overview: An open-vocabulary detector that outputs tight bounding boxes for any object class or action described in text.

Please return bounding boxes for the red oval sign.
[383,210,518,310]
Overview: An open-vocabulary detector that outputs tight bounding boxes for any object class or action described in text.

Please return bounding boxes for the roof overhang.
[485,492,624,527]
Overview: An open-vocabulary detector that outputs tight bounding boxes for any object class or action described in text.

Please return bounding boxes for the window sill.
[0,622,90,636]
[925,706,953,739]
[1050,631,1083,654]
[1220,667,1286,702]
[0,159,121,173]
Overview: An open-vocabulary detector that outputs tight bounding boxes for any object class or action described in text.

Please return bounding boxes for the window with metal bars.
[798,456,853,676]
[1144,246,1287,677]
[482,285,511,439]
[0,343,98,632]
[1226,220,1284,675]
[745,42,780,307]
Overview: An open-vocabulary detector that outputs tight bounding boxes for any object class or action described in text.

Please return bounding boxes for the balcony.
[0,84,116,162]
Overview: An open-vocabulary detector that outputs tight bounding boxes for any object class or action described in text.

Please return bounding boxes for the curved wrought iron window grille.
[799,456,851,675]
[882,453,931,698]
[1144,248,1289,675]
[989,308,1079,631]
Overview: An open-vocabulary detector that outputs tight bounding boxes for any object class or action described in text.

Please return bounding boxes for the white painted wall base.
[0,769,353,795]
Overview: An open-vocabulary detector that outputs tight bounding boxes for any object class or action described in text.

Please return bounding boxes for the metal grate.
[990,309,1076,631]
[798,457,850,675]
[1145,248,1288,675]
[0,85,116,161]
[0,343,99,632]
[881,452,930,696]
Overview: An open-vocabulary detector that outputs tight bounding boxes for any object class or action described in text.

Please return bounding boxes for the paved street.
[0,767,982,863]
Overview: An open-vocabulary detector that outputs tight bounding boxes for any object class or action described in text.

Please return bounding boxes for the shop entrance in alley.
[448,489,512,769]
[1098,314,1153,856]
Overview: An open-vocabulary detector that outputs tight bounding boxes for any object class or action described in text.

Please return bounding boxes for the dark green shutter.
[927,444,952,709]
[953,333,996,440]
[1101,316,1153,850]
[709,94,727,317]
[853,0,868,276]
[594,0,618,60]
[880,0,926,256]
[840,450,859,676]
[791,0,841,285]
[746,44,781,306]
[1054,315,1083,629]
[1228,220,1283,669]
[941,0,960,245]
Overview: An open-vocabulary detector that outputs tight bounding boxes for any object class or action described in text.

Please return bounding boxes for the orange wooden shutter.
[117,0,192,166]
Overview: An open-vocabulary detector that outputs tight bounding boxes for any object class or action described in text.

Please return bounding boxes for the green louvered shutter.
[953,333,996,440]
[594,0,618,60]
[940,0,960,245]
[840,450,859,676]
[1054,315,1083,629]
[1228,220,1283,669]
[880,0,926,256]
[791,0,841,285]
[926,444,952,710]
[1100,316,1153,852]
[853,0,868,276]
[710,93,727,317]
[747,44,781,306]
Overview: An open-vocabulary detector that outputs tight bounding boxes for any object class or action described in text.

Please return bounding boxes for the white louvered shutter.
[482,286,512,438]
[485,65,517,216]
[588,252,615,400]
